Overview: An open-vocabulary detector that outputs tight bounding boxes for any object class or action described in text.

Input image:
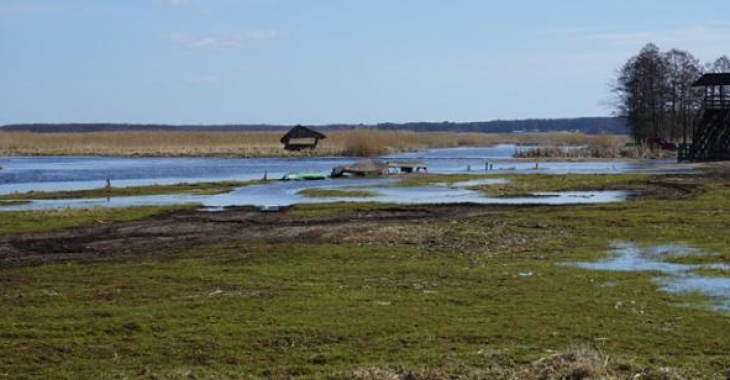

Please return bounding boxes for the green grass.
[0,180,264,201]
[393,173,495,187]
[297,188,379,198]
[1,172,730,377]
[392,173,649,196]
[0,204,197,234]
[2,241,727,378]
[479,173,650,196]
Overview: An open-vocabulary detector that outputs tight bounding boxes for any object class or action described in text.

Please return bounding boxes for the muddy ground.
[0,172,711,268]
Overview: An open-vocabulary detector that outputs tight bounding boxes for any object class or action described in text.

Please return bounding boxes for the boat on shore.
[281,171,330,181]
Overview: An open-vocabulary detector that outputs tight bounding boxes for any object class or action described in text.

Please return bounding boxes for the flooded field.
[2,159,729,378]
[570,242,730,311]
[0,145,688,210]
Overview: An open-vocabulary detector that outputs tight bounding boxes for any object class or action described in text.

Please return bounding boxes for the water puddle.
[569,242,730,311]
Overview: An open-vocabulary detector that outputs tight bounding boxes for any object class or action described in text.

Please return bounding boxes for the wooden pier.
[387,160,428,174]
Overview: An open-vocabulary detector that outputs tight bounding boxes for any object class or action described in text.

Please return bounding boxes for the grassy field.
[0,205,196,234]
[0,180,264,201]
[1,170,729,378]
[0,130,627,158]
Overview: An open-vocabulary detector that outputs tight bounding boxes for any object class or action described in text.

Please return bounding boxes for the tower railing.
[704,95,730,110]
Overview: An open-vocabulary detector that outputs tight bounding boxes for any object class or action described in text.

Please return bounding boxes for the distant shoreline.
[0,116,627,135]
[0,130,631,159]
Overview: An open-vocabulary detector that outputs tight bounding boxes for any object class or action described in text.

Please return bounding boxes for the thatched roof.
[693,73,730,87]
[280,125,327,144]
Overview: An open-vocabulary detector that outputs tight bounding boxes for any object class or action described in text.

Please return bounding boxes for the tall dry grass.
[0,130,627,158]
[0,131,315,157]
[510,134,676,159]
[323,130,621,157]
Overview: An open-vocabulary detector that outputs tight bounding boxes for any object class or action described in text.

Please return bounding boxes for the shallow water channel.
[0,145,689,210]
[569,242,730,312]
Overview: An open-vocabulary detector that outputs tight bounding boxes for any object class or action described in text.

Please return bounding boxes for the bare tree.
[664,49,703,141]
[707,55,730,73]
[613,43,670,143]
[612,44,704,143]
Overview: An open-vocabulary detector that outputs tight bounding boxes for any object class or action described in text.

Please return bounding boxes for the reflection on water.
[0,177,629,211]
[0,156,345,194]
[0,145,690,195]
[569,242,730,312]
[0,145,693,211]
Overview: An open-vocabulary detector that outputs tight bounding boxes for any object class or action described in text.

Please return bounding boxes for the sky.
[1,0,730,126]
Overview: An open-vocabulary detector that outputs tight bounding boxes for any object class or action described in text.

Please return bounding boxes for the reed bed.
[512,134,676,159]
[0,130,626,158]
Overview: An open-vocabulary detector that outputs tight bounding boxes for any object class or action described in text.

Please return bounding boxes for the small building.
[680,73,730,161]
[280,125,326,151]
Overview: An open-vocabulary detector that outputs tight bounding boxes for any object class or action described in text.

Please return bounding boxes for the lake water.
[0,145,689,210]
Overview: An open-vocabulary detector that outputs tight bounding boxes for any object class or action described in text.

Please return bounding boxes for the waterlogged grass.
[1,172,730,377]
[0,200,31,207]
[0,180,263,201]
[479,173,650,196]
[0,205,196,234]
[297,188,379,198]
[2,242,728,377]
[393,173,495,187]
[392,173,649,194]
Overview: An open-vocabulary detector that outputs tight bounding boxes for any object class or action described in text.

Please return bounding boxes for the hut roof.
[693,73,730,87]
[280,125,327,144]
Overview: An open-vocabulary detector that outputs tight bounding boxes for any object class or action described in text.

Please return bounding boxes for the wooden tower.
[680,73,730,161]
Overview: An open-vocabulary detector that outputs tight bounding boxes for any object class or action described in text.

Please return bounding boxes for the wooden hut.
[280,125,326,151]
[680,73,730,161]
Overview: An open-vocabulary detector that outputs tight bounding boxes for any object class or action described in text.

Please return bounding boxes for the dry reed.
[0,130,627,158]
[348,346,696,379]
[511,134,677,159]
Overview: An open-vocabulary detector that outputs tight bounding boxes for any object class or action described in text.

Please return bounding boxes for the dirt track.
[0,204,512,268]
[0,172,709,268]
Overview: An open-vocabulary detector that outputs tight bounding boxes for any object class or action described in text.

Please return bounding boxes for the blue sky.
[1,0,729,125]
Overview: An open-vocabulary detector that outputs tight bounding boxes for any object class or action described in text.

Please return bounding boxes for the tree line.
[612,43,730,143]
[2,117,628,135]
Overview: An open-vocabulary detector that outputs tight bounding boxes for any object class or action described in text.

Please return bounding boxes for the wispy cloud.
[165,30,281,50]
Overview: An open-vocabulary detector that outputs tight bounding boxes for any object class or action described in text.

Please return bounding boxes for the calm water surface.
[0,145,690,210]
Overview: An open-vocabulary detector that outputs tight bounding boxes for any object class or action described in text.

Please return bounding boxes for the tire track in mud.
[0,204,486,268]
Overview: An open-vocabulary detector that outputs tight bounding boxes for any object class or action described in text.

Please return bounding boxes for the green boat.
[281,172,330,181]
